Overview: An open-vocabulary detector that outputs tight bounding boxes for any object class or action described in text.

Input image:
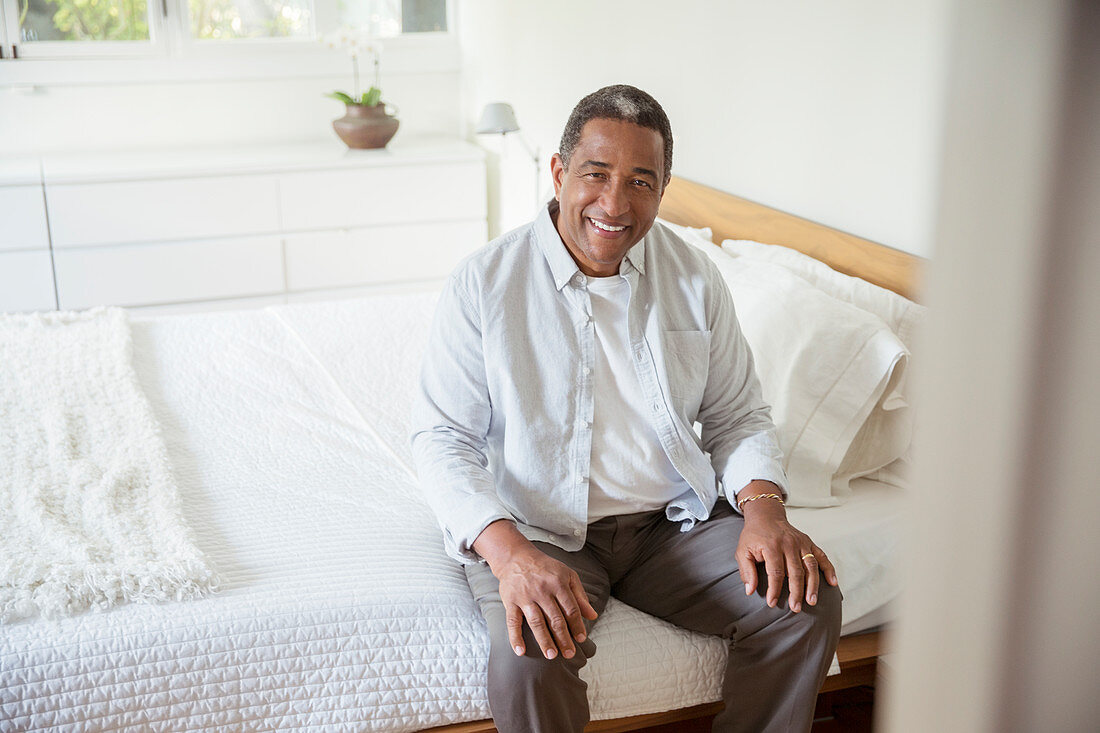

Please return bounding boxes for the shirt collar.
[536,202,648,290]
[623,236,647,277]
[534,203,579,291]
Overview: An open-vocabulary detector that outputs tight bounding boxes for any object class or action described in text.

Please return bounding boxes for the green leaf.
[325,91,356,105]
[362,87,382,107]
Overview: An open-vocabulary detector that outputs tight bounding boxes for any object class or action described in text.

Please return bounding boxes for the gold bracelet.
[736,492,785,512]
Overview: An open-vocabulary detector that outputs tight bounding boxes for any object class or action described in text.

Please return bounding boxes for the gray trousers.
[464,500,842,733]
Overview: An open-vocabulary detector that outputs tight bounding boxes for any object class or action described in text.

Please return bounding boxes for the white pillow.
[703,252,909,506]
[654,218,716,252]
[720,239,925,352]
[721,239,925,491]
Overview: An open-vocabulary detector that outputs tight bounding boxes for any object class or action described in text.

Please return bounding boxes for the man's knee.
[486,644,591,732]
[758,575,842,648]
[488,641,591,687]
[802,579,843,643]
[752,570,843,635]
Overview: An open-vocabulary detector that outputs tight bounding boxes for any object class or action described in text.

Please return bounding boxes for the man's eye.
[632,179,653,188]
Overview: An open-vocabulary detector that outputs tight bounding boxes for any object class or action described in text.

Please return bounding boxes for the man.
[411,85,841,732]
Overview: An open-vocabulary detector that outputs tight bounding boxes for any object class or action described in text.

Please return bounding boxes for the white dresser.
[0,157,56,313]
[0,139,487,313]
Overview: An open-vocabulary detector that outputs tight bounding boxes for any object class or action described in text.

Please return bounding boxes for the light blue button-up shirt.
[411,204,787,564]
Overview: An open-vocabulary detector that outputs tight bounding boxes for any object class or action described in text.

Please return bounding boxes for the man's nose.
[597,182,630,218]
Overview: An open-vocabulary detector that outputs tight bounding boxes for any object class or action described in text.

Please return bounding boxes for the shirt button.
[573,529,583,537]
[652,402,661,412]
[582,366,591,376]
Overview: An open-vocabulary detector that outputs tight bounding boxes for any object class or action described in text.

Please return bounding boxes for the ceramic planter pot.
[332,103,400,149]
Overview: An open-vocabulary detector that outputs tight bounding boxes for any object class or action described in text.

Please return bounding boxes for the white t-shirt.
[586,274,691,523]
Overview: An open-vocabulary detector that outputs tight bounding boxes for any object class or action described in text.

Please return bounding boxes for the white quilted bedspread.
[0,293,902,731]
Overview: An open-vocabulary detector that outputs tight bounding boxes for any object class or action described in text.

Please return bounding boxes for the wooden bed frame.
[659,176,922,300]
[428,176,923,732]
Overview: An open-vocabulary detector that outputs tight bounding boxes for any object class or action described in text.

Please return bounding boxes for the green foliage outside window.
[189,0,310,41]
[19,0,310,42]
[21,0,149,42]
[17,0,442,44]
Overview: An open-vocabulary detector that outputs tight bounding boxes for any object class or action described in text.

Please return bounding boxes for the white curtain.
[882,1,1100,730]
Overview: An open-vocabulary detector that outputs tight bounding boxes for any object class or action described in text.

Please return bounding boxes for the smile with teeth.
[589,218,627,232]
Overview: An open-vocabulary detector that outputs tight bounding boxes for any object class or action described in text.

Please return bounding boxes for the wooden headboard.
[658,176,923,300]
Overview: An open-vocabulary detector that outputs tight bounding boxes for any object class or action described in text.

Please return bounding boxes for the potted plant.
[322,30,399,149]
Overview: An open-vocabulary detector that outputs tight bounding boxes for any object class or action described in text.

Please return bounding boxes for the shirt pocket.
[662,330,711,418]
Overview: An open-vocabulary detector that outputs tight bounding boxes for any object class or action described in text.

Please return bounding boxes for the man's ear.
[550,153,565,199]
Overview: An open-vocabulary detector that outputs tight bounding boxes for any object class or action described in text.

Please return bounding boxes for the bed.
[0,176,923,731]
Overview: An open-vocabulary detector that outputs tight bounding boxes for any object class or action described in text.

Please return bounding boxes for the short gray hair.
[559,85,673,187]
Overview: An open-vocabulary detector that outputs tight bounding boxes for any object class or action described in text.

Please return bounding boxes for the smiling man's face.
[550,118,666,277]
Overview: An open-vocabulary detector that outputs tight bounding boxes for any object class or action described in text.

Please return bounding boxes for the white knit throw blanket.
[0,308,216,623]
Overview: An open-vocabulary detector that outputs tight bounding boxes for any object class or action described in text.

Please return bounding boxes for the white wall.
[460,0,950,257]
[0,73,461,154]
[1,2,949,257]
[0,33,464,155]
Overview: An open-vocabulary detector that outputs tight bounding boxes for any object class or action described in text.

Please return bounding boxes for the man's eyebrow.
[578,160,659,180]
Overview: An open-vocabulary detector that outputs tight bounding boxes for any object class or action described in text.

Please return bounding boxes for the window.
[0,0,447,59]
[189,0,313,41]
[20,0,153,43]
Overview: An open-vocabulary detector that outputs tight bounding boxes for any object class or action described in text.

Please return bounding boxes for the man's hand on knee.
[498,549,596,660]
[734,482,839,613]
[472,520,598,660]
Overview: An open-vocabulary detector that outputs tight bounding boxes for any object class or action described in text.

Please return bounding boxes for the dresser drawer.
[53,237,284,309]
[279,162,487,231]
[46,175,280,248]
[0,251,56,312]
[0,185,50,252]
[284,219,487,291]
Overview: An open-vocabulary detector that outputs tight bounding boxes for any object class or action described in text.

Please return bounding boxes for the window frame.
[0,0,171,58]
[0,5,10,58]
[0,0,455,83]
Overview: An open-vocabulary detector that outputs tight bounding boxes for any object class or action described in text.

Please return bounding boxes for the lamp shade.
[476,102,521,134]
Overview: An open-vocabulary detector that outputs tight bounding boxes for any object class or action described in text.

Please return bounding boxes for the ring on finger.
[801,552,816,562]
